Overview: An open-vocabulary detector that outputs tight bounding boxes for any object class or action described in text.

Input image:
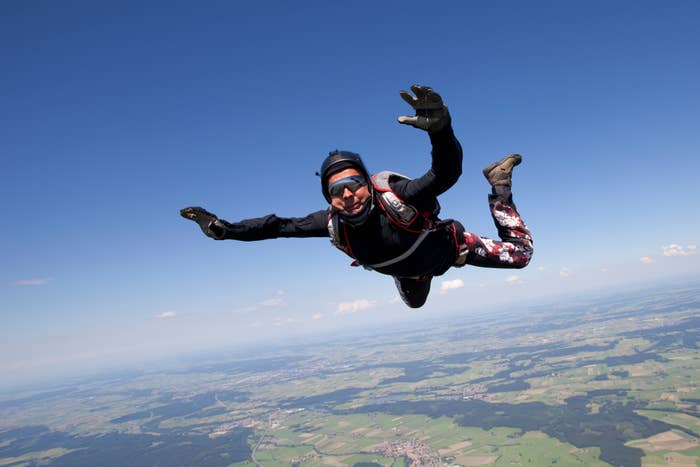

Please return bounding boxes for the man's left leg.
[393,276,432,308]
[455,154,533,269]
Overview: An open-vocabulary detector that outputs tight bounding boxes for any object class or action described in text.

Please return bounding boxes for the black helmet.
[319,150,371,203]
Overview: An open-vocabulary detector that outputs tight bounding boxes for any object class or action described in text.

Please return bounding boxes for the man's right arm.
[180,207,329,241]
[215,211,329,241]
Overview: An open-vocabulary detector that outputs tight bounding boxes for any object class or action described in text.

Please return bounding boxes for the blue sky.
[2,1,699,388]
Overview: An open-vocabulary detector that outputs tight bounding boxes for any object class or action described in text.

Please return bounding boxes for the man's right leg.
[393,276,432,308]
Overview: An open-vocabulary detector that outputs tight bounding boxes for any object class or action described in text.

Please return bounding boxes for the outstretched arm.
[180,207,329,241]
[393,85,463,201]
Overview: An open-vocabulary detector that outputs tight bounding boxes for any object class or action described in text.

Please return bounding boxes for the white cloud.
[272,317,298,327]
[260,297,287,307]
[259,290,288,307]
[14,278,52,286]
[560,267,574,278]
[336,299,375,315]
[600,267,608,273]
[156,311,177,319]
[312,313,324,320]
[662,244,697,257]
[639,256,655,264]
[230,291,287,315]
[440,279,464,294]
[388,295,401,305]
[537,266,546,272]
[505,275,523,286]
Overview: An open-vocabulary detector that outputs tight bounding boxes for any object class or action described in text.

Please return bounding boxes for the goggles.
[327,175,367,198]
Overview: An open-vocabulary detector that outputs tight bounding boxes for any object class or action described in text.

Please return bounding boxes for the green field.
[1,282,699,466]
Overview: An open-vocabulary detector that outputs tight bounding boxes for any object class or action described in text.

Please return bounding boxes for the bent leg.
[456,186,533,269]
[393,276,432,308]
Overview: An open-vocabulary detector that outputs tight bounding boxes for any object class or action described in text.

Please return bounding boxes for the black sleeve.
[216,210,329,241]
[391,124,463,201]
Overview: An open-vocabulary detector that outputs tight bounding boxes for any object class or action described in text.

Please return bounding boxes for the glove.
[180,207,225,239]
[397,84,450,133]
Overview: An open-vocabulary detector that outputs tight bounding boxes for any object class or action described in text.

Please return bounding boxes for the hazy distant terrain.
[1,281,699,466]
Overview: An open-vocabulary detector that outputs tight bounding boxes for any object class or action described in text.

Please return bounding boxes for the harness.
[327,171,451,271]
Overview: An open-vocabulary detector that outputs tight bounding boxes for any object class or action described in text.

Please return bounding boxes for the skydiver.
[181,85,533,308]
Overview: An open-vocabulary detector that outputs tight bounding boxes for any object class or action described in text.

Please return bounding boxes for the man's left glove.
[180,207,225,239]
[397,84,450,133]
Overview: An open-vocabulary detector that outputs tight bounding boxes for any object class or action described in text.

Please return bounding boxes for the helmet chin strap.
[339,195,374,226]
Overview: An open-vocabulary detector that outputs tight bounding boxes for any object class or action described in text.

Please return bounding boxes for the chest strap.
[362,228,437,270]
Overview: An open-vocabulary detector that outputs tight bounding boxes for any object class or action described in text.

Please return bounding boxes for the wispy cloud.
[505,275,523,286]
[662,244,697,257]
[156,311,177,319]
[336,299,375,315]
[260,290,287,307]
[272,317,298,327]
[14,278,52,286]
[260,297,287,307]
[233,291,287,313]
[440,279,464,294]
[559,267,574,278]
[312,312,324,320]
[639,256,655,264]
[388,295,401,305]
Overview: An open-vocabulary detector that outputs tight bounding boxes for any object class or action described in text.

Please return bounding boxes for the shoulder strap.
[371,170,411,192]
[371,171,436,233]
[327,210,356,259]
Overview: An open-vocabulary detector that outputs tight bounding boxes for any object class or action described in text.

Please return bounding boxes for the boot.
[483,154,522,187]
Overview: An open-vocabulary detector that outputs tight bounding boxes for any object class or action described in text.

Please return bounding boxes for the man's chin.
[343,203,364,216]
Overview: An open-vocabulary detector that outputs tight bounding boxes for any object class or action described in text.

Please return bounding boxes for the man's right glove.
[397,84,450,133]
[180,207,225,239]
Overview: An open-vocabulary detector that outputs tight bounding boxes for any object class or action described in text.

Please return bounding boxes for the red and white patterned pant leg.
[458,196,533,269]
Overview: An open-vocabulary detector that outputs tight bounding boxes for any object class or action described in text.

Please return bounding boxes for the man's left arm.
[393,85,463,200]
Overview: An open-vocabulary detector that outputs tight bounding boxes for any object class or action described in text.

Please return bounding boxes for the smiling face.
[327,168,371,216]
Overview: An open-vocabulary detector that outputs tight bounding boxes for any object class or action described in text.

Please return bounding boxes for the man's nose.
[342,187,354,198]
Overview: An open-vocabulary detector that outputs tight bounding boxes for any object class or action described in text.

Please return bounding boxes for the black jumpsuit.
[213,124,533,307]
